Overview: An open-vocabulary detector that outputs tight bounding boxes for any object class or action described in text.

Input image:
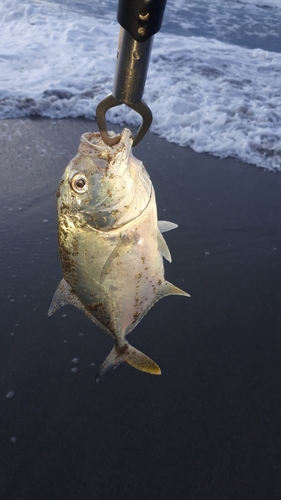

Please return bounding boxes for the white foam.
[0,0,281,171]
[149,37,281,171]
[240,0,281,7]
[169,0,281,44]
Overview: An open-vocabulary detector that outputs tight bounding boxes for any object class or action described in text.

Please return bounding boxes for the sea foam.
[0,0,281,171]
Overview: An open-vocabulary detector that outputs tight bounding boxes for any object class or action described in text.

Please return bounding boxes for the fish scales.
[49,128,189,380]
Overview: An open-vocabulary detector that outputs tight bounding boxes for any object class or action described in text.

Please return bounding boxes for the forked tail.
[95,341,161,382]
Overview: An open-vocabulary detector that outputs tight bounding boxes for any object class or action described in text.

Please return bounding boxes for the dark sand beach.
[1,117,281,499]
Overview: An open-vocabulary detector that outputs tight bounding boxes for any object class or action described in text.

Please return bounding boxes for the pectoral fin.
[100,233,134,283]
[157,229,172,262]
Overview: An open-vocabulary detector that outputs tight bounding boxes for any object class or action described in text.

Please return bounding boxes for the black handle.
[117,0,167,42]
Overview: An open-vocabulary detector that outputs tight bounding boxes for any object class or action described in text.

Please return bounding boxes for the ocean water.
[1,0,281,171]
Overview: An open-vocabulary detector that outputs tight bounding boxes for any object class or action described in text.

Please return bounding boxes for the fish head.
[57,128,151,231]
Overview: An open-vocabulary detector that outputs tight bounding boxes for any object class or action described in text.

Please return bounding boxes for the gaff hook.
[96,95,152,148]
[96,0,167,147]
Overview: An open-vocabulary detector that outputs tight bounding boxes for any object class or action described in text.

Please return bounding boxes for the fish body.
[49,128,189,380]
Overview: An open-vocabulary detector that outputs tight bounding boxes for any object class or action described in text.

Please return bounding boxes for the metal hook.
[96,94,152,147]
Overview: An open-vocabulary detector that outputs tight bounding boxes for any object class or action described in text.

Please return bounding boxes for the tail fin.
[96,342,161,382]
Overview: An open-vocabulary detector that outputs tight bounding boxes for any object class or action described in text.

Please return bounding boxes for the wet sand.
[1,117,281,499]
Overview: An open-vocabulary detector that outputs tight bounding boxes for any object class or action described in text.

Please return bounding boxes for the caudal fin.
[95,342,161,382]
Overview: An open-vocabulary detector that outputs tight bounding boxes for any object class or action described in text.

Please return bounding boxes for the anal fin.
[162,281,190,298]
[158,220,178,233]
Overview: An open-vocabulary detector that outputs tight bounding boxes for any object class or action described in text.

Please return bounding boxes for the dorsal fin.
[157,229,172,262]
[48,278,112,335]
[48,278,76,315]
[48,278,91,317]
[158,220,178,233]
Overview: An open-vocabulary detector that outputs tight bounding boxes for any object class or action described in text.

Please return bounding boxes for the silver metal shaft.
[112,28,154,105]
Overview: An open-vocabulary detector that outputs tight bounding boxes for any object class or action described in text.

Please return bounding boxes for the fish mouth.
[79,128,133,172]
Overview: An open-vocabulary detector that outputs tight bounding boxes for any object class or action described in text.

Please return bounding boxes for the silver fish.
[48,128,189,380]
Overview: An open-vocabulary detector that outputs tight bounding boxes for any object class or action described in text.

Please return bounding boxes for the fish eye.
[71,173,88,193]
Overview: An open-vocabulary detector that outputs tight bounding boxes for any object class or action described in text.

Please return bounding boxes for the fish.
[48,128,189,381]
